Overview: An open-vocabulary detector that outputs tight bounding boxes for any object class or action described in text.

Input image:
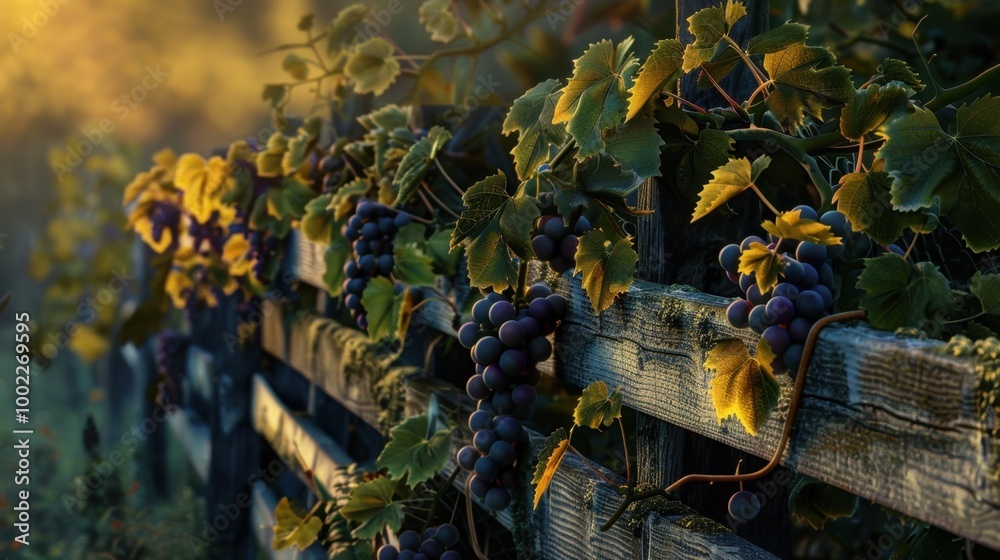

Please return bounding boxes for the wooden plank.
[166,407,212,482]
[251,374,356,494]
[186,344,214,405]
[250,483,327,560]
[535,268,1000,549]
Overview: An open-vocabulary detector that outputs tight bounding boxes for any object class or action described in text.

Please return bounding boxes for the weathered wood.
[251,374,356,493]
[166,407,212,482]
[535,269,1000,549]
[249,482,328,560]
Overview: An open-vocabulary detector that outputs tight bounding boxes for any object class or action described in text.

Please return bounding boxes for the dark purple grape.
[400,553,418,560]
[826,243,845,259]
[434,524,459,547]
[532,235,556,260]
[772,283,799,300]
[469,410,492,432]
[526,336,552,362]
[782,258,804,283]
[748,305,772,334]
[762,325,791,355]
[419,539,443,559]
[560,235,579,261]
[795,290,825,320]
[474,430,497,454]
[499,349,527,375]
[726,300,751,329]
[440,552,462,560]
[361,221,379,239]
[784,344,805,376]
[544,217,570,239]
[491,390,514,413]
[473,336,502,365]
[799,263,818,288]
[511,383,537,408]
[483,365,509,390]
[788,317,812,343]
[489,301,517,327]
[496,417,523,442]
[526,283,552,300]
[519,316,541,338]
[792,205,819,221]
[765,296,794,324]
[484,487,511,510]
[399,531,421,551]
[489,440,516,465]
[729,490,762,522]
[820,210,850,238]
[466,375,490,400]
[719,244,741,273]
[394,212,412,228]
[528,297,554,321]
[739,273,756,294]
[472,298,492,324]
[458,322,479,349]
[474,456,500,480]
[746,284,770,306]
[469,476,490,499]
[546,294,567,317]
[457,445,480,470]
[813,284,833,309]
[818,262,834,288]
[796,242,827,265]
[740,235,766,251]
[378,254,394,275]
[378,545,399,560]
[574,216,591,235]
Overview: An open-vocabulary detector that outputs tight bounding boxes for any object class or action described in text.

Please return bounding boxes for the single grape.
[726,300,751,329]
[818,262,835,288]
[492,389,515,413]
[457,445,480,471]
[496,417,523,442]
[466,375,490,400]
[796,242,827,265]
[499,349,528,376]
[740,235,766,251]
[739,273,756,294]
[440,552,462,560]
[546,294,568,317]
[485,487,512,510]
[762,325,792,355]
[820,210,850,238]
[469,475,491,499]
[799,263,819,288]
[765,296,795,324]
[419,539,443,559]
[532,235,556,261]
[728,490,762,522]
[458,322,479,349]
[434,524,459,547]
[394,212,412,228]
[772,283,799,300]
[574,216,591,235]
[472,336,502,365]
[826,242,845,259]
[748,305,772,334]
[792,205,819,221]
[527,336,553,362]
[489,440,516,465]
[561,235,579,261]
[378,254,394,275]
[399,531,421,552]
[474,456,500,480]
[511,383,537,408]
[519,316,541,338]
[421,527,438,542]
[528,297,554,321]
[746,284,770,306]
[544,217,570,239]
[378,545,399,560]
[787,317,812,344]
[813,284,834,309]
[795,290,825,320]
[489,301,517,327]
[782,258,804,283]
[525,284,552,300]
[469,410,492,432]
[398,551,416,560]
[472,298,492,324]
[719,244,741,274]
[474,430,497,454]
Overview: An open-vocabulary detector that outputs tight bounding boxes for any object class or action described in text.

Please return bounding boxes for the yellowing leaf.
[682,0,747,72]
[691,156,770,222]
[174,154,231,224]
[763,42,853,132]
[69,325,109,364]
[502,79,564,180]
[345,38,400,96]
[705,339,780,436]
[573,229,638,313]
[273,497,322,551]
[221,234,253,277]
[761,209,841,245]
[627,39,683,121]
[839,82,909,142]
[573,381,623,429]
[282,54,310,80]
[532,428,570,509]
[419,0,460,42]
[738,242,783,294]
[326,4,368,57]
[833,159,923,245]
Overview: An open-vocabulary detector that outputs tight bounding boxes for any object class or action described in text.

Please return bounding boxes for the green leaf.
[574,229,638,313]
[327,4,368,57]
[747,22,809,55]
[301,194,334,244]
[272,497,322,550]
[393,246,436,287]
[262,84,288,108]
[278,176,316,220]
[696,45,742,90]
[531,428,570,510]
[503,79,564,180]
[691,156,770,222]
[329,179,372,220]
[328,541,374,560]
[626,38,683,121]
[339,477,404,539]
[603,114,664,179]
[450,173,538,291]
[705,338,780,436]
[788,477,859,530]
[393,126,452,206]
[833,159,923,245]
[553,39,638,158]
[361,277,406,341]
[682,0,747,72]
[876,95,1000,251]
[345,37,400,95]
[840,82,909,141]
[323,235,351,296]
[577,154,641,200]
[763,42,853,132]
[879,58,925,92]
[282,54,310,80]
[376,415,452,487]
[426,228,460,276]
[283,121,320,176]
[573,381,623,429]
[857,255,953,331]
[738,242,784,294]
[358,104,410,132]
[761,209,841,245]
[394,222,427,249]
[971,272,1000,318]
[661,127,733,202]
[419,0,460,42]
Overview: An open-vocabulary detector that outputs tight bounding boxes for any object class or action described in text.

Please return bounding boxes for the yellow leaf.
[705,339,780,436]
[174,153,230,224]
[69,325,110,364]
[761,209,842,245]
[737,241,784,293]
[692,156,770,222]
[133,215,174,254]
[531,428,570,509]
[222,234,253,277]
[272,497,323,551]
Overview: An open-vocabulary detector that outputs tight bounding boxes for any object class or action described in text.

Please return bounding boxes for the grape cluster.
[455,285,567,511]
[247,230,280,283]
[148,201,181,249]
[341,200,412,329]
[187,213,227,255]
[530,193,592,274]
[377,524,463,560]
[720,207,850,376]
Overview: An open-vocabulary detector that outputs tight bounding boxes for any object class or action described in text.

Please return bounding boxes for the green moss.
[944,336,1000,480]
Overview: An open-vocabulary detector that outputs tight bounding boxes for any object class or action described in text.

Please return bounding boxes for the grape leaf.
[345,37,400,95]
[738,242,784,294]
[574,229,638,313]
[553,39,638,159]
[577,154,642,199]
[376,415,452,487]
[857,255,953,331]
[394,222,427,249]
[392,126,452,205]
[879,58,925,92]
[682,0,747,72]
[661,127,734,201]
[840,82,909,141]
[788,477,859,530]
[626,38,683,121]
[833,159,923,245]
[358,104,410,132]
[339,477,404,539]
[256,133,288,178]
[696,45,742,90]
[419,0,460,42]
[323,236,351,296]
[327,4,368,57]
[262,84,288,108]
[329,179,371,220]
[283,119,321,176]
[705,338,780,436]
[761,209,841,245]
[971,272,1000,318]
[450,173,537,291]
[392,246,436,287]
[747,22,809,55]
[532,428,570,510]
[691,156,771,222]
[876,95,1000,251]
[282,54,309,80]
[502,79,564,180]
[361,277,407,341]
[328,541,374,560]
[574,381,623,429]
[273,497,323,550]
[301,194,334,244]
[174,154,230,224]
[763,42,853,132]
[603,114,664,179]
[426,228,460,276]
